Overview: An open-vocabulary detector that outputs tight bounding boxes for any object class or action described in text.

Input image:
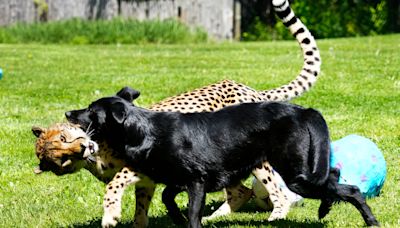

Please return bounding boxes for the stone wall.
[0,0,35,26]
[0,0,238,40]
[47,0,118,21]
[120,0,235,39]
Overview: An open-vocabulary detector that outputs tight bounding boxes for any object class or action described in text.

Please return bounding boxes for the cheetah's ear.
[32,126,45,138]
[116,86,140,103]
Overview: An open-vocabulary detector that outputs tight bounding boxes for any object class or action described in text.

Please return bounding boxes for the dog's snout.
[65,108,90,125]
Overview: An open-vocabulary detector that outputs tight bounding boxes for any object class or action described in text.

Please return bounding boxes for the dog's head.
[65,86,140,140]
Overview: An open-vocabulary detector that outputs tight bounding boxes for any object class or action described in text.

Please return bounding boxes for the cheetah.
[34,0,321,226]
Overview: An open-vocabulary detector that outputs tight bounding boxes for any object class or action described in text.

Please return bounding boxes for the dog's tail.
[301,108,330,186]
[260,0,321,101]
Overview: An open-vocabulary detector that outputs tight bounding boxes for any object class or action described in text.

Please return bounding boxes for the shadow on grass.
[71,201,325,228]
[71,217,325,228]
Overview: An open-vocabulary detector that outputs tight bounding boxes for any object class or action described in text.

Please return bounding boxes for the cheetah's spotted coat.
[33,0,321,227]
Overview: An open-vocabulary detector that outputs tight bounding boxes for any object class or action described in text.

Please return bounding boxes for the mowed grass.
[0,34,399,227]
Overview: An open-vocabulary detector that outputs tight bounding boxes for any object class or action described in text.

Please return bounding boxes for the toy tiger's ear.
[32,126,45,138]
[116,86,140,103]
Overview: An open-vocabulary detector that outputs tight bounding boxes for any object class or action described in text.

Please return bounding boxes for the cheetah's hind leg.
[204,184,253,221]
[252,162,291,221]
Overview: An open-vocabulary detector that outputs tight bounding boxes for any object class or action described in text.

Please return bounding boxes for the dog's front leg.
[187,182,206,228]
[133,183,156,228]
[162,186,187,224]
[252,162,291,221]
[102,167,143,228]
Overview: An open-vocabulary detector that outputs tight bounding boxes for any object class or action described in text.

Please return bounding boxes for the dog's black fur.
[66,87,379,227]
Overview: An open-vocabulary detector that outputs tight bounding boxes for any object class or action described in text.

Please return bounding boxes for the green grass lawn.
[0,34,399,227]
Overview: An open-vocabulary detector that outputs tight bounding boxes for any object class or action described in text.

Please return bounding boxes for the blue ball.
[330,134,386,198]
[0,68,3,79]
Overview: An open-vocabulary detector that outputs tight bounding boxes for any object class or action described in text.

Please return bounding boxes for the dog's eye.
[60,135,66,143]
[88,109,97,119]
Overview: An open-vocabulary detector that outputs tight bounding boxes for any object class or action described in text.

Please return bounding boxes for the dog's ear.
[116,87,140,103]
[32,126,45,138]
[111,102,128,124]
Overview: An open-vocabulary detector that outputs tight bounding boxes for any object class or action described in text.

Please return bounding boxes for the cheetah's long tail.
[261,0,321,101]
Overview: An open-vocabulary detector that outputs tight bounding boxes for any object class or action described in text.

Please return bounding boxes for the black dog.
[66,87,379,227]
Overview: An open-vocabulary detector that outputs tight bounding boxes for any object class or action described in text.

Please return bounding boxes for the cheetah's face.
[32,123,99,175]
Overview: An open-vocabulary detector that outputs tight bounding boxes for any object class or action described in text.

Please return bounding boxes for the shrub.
[242,0,391,41]
[0,18,208,44]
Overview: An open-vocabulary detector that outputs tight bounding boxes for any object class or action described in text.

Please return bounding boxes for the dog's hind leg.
[318,199,333,220]
[318,168,340,219]
[328,182,379,226]
[187,182,206,228]
[319,168,379,226]
[287,168,379,226]
[162,186,187,225]
[205,184,252,220]
[252,162,291,221]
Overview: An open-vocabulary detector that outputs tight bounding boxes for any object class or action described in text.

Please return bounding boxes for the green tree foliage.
[291,0,388,38]
[242,0,396,40]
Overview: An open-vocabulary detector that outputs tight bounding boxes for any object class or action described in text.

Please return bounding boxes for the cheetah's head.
[32,123,99,175]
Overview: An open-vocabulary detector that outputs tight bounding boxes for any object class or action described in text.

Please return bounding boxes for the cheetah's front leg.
[102,167,145,228]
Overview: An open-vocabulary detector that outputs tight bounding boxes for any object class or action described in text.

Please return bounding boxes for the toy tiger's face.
[32,123,98,175]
